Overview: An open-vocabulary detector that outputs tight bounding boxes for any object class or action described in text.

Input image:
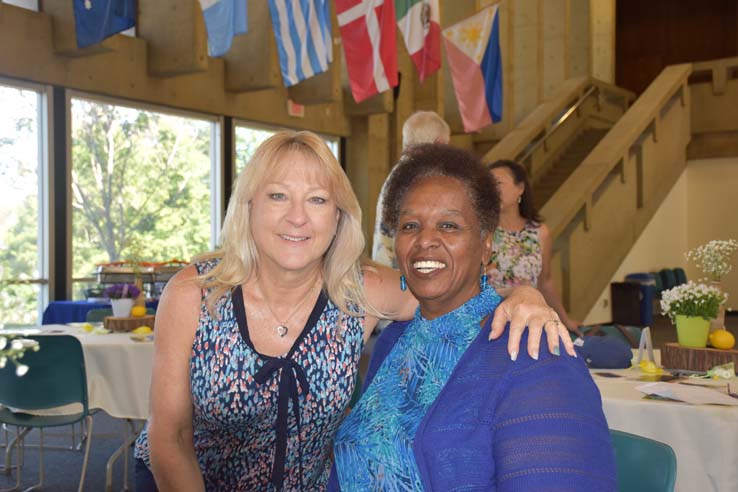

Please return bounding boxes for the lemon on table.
[131,305,147,317]
[132,325,153,335]
[709,329,735,350]
[82,323,95,332]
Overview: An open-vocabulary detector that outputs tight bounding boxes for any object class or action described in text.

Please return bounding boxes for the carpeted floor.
[0,412,141,492]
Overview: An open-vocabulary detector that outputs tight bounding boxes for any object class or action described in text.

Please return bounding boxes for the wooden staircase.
[532,128,609,210]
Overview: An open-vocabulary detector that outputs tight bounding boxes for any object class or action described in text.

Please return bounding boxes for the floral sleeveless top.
[134,260,364,491]
[488,221,542,289]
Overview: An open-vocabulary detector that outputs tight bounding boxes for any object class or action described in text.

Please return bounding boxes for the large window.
[234,122,340,176]
[0,81,48,326]
[69,96,220,298]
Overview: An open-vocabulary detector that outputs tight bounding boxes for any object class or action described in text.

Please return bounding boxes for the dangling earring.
[480,264,488,289]
[517,195,522,204]
[400,275,407,292]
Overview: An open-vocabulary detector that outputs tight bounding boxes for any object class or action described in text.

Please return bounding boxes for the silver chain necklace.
[258,278,321,338]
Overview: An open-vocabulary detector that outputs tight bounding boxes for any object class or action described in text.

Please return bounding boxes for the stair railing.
[484,77,634,184]
[540,64,693,319]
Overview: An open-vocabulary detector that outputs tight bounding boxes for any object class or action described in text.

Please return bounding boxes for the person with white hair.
[371,111,451,267]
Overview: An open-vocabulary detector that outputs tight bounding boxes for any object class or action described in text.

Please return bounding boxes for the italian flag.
[337,0,399,103]
[396,0,441,82]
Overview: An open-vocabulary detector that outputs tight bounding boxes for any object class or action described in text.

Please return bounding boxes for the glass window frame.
[0,75,52,324]
[65,90,224,295]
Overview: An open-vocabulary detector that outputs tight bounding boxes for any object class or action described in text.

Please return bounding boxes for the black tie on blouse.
[254,357,310,491]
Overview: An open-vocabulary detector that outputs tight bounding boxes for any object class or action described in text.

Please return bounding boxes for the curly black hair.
[382,143,500,234]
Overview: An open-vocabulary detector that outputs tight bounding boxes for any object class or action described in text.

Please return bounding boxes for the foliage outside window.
[234,123,340,176]
[70,98,216,297]
[0,83,45,326]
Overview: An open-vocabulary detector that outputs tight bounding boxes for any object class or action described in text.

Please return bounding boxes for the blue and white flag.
[199,0,248,57]
[73,0,136,48]
[268,0,333,87]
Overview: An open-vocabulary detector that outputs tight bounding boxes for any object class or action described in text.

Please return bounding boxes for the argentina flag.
[200,0,248,57]
[268,0,333,87]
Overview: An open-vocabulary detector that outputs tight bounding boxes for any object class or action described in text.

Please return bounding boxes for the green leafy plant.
[660,281,728,322]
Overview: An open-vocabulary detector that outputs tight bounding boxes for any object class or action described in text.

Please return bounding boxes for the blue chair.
[611,429,677,492]
[0,335,95,492]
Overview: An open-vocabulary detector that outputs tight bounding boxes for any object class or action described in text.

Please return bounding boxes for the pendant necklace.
[259,278,321,338]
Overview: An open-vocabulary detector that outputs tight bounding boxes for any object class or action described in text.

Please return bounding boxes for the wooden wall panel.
[541,0,566,99]
[138,0,208,77]
[616,0,738,94]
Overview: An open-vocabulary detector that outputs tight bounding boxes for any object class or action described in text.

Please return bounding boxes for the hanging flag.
[395,0,441,82]
[268,0,333,87]
[442,5,502,132]
[73,0,136,49]
[199,0,248,58]
[337,0,398,103]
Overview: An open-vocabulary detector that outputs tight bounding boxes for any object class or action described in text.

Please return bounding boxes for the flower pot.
[675,314,711,348]
[110,298,134,318]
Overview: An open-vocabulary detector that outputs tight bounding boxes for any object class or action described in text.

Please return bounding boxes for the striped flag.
[199,0,248,58]
[73,0,136,48]
[337,0,398,103]
[396,0,441,82]
[268,0,333,87]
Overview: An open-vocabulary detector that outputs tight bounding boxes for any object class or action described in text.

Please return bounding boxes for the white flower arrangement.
[685,239,738,282]
[0,335,40,377]
[660,281,728,323]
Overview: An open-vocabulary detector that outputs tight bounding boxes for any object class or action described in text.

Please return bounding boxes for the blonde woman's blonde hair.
[195,130,370,317]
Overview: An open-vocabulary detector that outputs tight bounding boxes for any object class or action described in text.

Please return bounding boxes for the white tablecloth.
[592,350,738,492]
[39,324,154,420]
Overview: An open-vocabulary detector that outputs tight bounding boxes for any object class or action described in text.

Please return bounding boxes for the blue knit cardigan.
[330,318,617,491]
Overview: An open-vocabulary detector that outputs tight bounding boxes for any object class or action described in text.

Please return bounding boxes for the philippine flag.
[442,5,502,133]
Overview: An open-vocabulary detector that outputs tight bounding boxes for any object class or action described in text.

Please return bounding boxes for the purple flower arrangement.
[103,283,141,299]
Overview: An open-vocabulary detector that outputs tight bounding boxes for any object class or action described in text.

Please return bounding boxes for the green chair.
[611,429,677,492]
[85,308,112,322]
[86,307,154,322]
[0,335,95,492]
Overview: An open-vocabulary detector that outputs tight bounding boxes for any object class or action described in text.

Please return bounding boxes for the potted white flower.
[685,239,738,331]
[660,281,728,348]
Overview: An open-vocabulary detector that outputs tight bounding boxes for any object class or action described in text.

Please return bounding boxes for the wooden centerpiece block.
[661,342,738,374]
[104,314,155,333]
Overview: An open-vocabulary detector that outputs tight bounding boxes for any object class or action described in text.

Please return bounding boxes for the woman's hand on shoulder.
[489,285,577,360]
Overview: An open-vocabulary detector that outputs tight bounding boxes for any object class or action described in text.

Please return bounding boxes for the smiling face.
[249,150,340,278]
[394,176,492,319]
[490,166,524,213]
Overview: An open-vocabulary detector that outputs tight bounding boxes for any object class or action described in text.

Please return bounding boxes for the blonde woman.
[133,132,573,491]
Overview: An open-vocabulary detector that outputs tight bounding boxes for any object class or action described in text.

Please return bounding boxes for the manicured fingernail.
[532,352,539,361]
[510,350,518,361]
[553,346,560,356]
